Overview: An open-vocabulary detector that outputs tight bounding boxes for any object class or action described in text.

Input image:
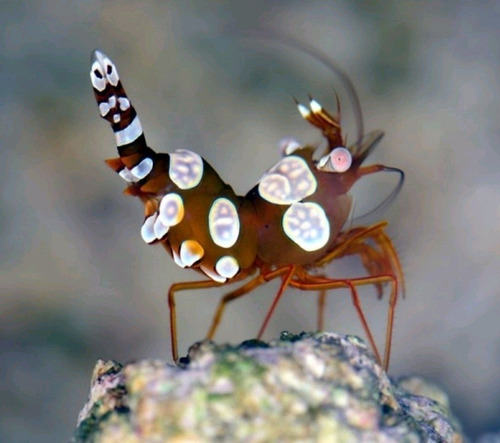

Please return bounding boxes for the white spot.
[119,167,136,182]
[118,97,130,111]
[130,157,153,180]
[98,102,111,117]
[90,60,106,91]
[317,147,352,173]
[159,193,184,226]
[201,265,226,283]
[278,138,302,156]
[101,56,119,86]
[114,115,143,146]
[168,149,204,190]
[297,103,310,119]
[282,202,330,252]
[296,179,310,192]
[208,198,240,248]
[113,114,120,123]
[153,216,169,240]
[258,156,317,205]
[215,256,239,279]
[309,99,322,113]
[179,240,204,267]
[141,214,157,244]
[108,95,116,108]
[91,51,120,89]
[317,155,329,168]
[172,249,186,268]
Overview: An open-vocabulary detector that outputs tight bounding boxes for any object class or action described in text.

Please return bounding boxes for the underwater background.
[1,1,499,440]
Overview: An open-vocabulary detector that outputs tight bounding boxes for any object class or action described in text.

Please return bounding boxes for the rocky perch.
[73,332,463,442]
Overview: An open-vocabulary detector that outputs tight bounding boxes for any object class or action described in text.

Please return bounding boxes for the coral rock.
[73,332,464,442]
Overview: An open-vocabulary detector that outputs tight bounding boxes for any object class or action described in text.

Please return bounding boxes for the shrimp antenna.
[352,166,405,223]
[219,28,365,145]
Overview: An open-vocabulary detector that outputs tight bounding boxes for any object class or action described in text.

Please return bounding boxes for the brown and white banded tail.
[90,50,156,184]
[90,50,146,151]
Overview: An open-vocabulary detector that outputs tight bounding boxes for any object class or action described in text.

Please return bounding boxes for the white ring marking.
[297,103,310,119]
[282,202,330,252]
[179,240,204,267]
[309,99,322,113]
[172,249,186,268]
[258,156,317,205]
[141,214,157,244]
[201,265,226,283]
[215,256,239,279]
[130,157,153,180]
[99,102,111,117]
[168,149,204,190]
[114,115,143,146]
[159,193,184,227]
[153,216,169,240]
[208,198,240,248]
[102,56,119,86]
[90,61,106,91]
[118,97,130,111]
[119,167,136,182]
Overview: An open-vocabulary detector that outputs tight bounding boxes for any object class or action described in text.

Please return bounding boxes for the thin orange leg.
[168,279,224,362]
[315,221,389,266]
[317,289,327,330]
[207,265,298,345]
[340,241,387,297]
[382,273,398,369]
[303,222,402,369]
[316,221,404,301]
[206,273,266,340]
[355,226,404,299]
[345,226,404,299]
[291,273,397,370]
[316,236,388,330]
[292,274,383,366]
[373,229,406,298]
[351,227,404,303]
[345,279,383,366]
[256,265,297,339]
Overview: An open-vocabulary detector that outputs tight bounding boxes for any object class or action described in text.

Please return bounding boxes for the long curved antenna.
[222,28,365,145]
[352,166,405,223]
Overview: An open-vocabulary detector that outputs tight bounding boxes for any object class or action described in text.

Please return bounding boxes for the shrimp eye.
[329,147,352,172]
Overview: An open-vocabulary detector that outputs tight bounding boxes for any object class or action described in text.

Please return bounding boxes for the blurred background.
[1,1,499,440]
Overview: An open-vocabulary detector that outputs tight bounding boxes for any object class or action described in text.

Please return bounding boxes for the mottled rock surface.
[73,332,464,442]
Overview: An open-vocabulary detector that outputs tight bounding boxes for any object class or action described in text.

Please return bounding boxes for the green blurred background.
[1,1,499,440]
